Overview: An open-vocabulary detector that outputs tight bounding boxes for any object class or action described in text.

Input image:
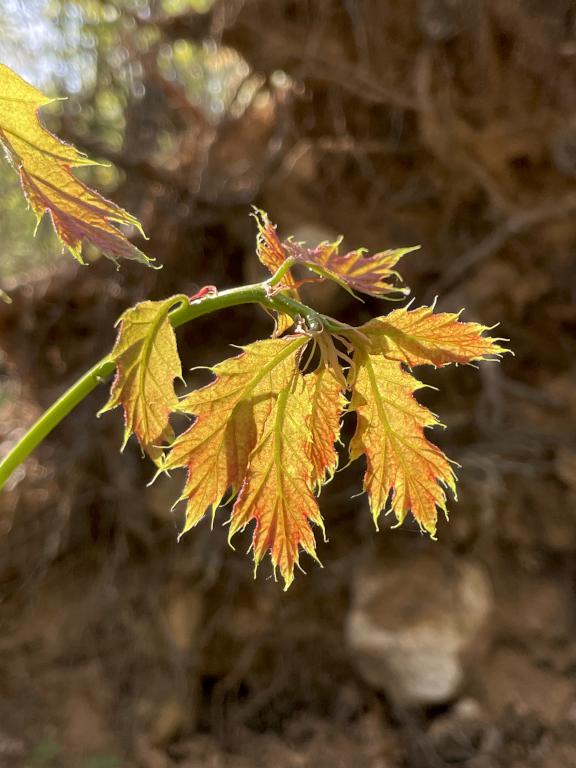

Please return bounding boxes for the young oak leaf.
[253,209,298,335]
[348,308,508,534]
[163,336,309,534]
[229,374,325,590]
[361,304,509,367]
[304,364,346,488]
[288,239,417,298]
[252,208,414,299]
[349,351,456,536]
[100,295,187,461]
[0,63,151,266]
[254,209,298,291]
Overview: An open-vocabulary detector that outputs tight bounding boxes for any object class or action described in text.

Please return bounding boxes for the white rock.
[346,551,493,706]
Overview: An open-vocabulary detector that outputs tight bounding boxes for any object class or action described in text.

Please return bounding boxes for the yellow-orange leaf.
[289,239,416,298]
[304,365,346,488]
[100,295,187,460]
[230,375,325,589]
[253,209,414,298]
[361,304,508,367]
[0,63,151,266]
[349,351,456,535]
[254,209,298,290]
[164,336,309,534]
[349,306,507,533]
[253,209,297,334]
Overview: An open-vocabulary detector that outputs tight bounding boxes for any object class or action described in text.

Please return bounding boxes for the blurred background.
[1,1,576,766]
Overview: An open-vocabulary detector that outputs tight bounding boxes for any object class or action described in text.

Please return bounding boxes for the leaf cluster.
[0,64,509,588]
[102,213,508,588]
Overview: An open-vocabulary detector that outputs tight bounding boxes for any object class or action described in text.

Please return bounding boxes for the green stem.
[266,256,296,287]
[0,359,116,490]
[0,280,345,490]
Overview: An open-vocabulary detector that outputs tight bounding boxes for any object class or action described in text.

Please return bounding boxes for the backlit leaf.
[361,304,509,367]
[164,333,350,587]
[304,365,346,488]
[230,375,325,589]
[164,336,309,533]
[348,308,508,534]
[254,209,297,334]
[349,351,456,535]
[100,295,187,461]
[254,209,298,290]
[0,63,151,266]
[288,239,416,298]
[253,208,414,298]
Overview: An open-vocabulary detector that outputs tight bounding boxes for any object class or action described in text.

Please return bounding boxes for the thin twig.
[428,194,576,298]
